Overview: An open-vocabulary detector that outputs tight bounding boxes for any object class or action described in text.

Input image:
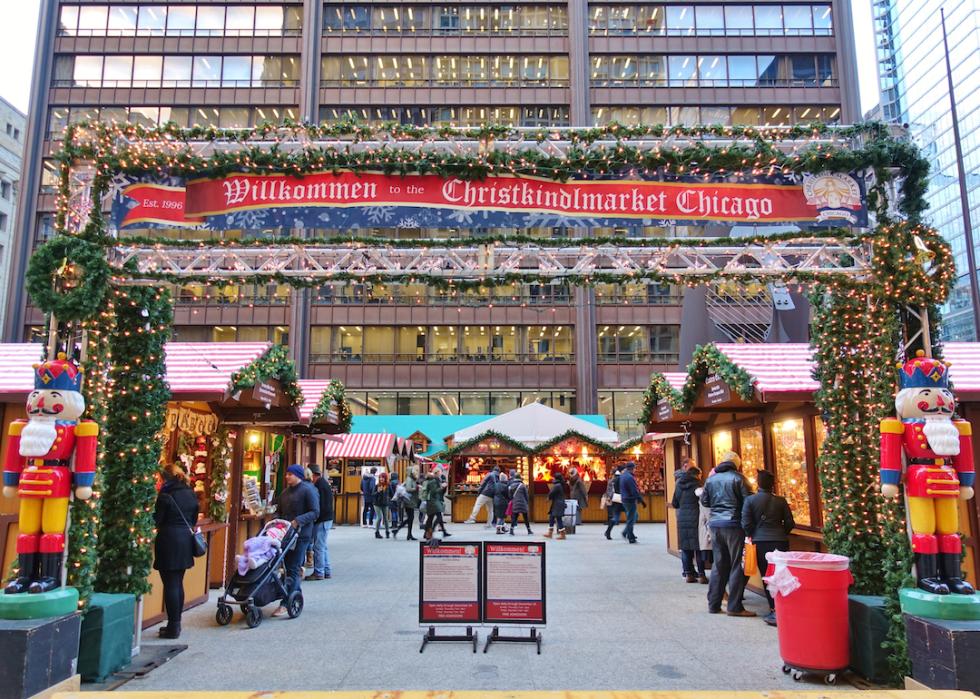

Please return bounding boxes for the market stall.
[318,432,410,524]
[646,344,826,569]
[442,403,626,523]
[155,341,306,628]
[650,342,980,588]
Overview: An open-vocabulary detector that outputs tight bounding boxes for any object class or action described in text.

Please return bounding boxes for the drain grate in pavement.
[82,644,186,692]
[473,665,499,680]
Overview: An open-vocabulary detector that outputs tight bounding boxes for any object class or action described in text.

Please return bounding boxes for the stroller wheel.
[245,605,262,628]
[286,591,304,619]
[215,603,233,626]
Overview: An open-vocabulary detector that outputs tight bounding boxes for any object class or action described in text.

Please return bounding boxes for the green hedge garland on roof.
[441,428,629,459]
[311,379,353,433]
[229,344,303,407]
[639,344,756,425]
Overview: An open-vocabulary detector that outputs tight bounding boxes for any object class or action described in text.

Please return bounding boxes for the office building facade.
[874,0,980,340]
[0,98,24,335]
[8,1,859,436]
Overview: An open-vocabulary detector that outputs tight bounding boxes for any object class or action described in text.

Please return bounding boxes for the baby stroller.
[215,519,303,628]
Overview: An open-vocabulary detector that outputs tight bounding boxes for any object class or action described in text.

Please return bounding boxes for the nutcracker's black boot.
[4,553,37,594]
[28,553,62,594]
[916,553,950,595]
[940,552,976,595]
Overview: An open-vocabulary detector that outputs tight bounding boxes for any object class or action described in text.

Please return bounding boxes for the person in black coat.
[544,474,567,540]
[360,467,377,527]
[153,464,199,639]
[742,470,795,625]
[492,473,510,534]
[274,464,319,617]
[671,466,707,584]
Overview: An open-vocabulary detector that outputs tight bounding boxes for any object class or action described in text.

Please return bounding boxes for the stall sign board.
[656,399,674,422]
[705,376,732,406]
[483,542,546,624]
[419,542,482,624]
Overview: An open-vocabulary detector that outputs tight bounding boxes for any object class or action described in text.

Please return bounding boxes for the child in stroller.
[216,518,303,628]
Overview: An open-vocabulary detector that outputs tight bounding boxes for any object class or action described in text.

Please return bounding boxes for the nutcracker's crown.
[898,350,951,390]
[33,353,82,392]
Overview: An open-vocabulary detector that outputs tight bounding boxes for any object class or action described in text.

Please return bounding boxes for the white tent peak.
[448,402,619,447]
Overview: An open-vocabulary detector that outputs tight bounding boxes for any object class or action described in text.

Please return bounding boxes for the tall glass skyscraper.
[874,0,980,339]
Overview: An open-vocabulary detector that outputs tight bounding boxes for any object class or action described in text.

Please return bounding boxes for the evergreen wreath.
[26,236,111,321]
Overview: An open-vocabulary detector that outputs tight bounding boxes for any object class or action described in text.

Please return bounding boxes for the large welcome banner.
[111,169,868,231]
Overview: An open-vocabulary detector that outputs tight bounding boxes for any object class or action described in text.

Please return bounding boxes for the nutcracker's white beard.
[20,417,58,457]
[922,415,961,456]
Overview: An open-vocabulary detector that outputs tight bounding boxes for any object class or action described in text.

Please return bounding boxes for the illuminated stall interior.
[441,402,673,522]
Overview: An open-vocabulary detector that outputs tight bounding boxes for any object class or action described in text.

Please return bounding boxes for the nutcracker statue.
[2,354,98,594]
[880,351,975,596]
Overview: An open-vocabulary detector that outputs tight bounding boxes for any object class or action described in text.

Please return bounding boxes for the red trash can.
[763,551,852,684]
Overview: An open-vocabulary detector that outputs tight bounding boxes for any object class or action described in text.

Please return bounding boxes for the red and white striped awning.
[714,343,819,401]
[663,372,687,391]
[297,379,333,422]
[943,343,980,399]
[0,343,43,399]
[320,432,398,459]
[165,342,272,398]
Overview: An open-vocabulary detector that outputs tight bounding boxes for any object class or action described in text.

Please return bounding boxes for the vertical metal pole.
[941,9,980,342]
[919,307,932,357]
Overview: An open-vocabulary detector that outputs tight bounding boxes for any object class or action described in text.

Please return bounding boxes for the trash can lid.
[765,550,850,571]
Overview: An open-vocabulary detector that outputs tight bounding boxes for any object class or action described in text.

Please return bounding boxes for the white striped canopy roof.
[940,343,980,399]
[297,379,334,422]
[320,432,398,459]
[663,372,687,391]
[0,344,44,398]
[164,342,273,397]
[713,342,819,400]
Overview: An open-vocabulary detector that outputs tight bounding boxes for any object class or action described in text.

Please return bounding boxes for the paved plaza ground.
[133,522,847,692]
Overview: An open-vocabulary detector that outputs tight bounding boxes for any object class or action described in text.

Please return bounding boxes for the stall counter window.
[739,426,764,490]
[712,430,733,468]
[770,417,811,527]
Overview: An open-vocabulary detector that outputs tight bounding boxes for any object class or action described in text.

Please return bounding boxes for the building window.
[0,181,10,200]
[322,4,566,34]
[322,54,569,87]
[596,325,679,363]
[58,4,302,36]
[598,391,645,440]
[592,104,841,127]
[589,3,832,36]
[0,213,8,231]
[310,325,574,362]
[199,325,289,344]
[592,54,836,88]
[53,54,301,88]
[318,105,568,127]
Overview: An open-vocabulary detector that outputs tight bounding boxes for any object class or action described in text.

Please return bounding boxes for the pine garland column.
[94,286,172,595]
[65,302,115,605]
[810,287,911,680]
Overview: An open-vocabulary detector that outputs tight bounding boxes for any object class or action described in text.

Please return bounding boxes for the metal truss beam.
[91,125,901,161]
[111,239,871,282]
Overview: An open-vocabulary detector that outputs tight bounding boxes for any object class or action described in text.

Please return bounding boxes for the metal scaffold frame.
[112,239,871,282]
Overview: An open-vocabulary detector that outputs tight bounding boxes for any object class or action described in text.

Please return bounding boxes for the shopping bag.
[742,539,758,576]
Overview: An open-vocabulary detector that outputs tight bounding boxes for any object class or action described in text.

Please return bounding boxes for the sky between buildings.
[0,0,881,120]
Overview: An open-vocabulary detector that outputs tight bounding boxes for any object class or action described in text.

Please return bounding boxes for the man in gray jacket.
[700,452,754,617]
